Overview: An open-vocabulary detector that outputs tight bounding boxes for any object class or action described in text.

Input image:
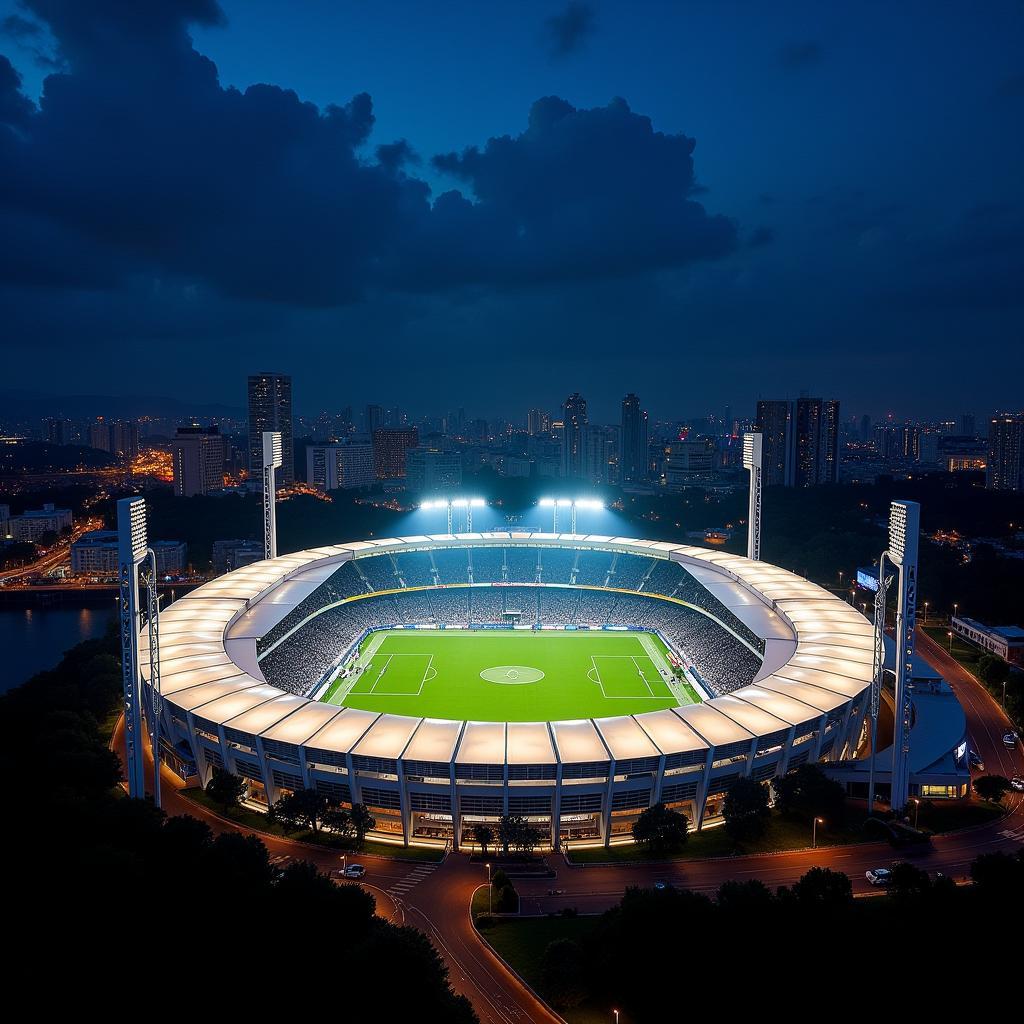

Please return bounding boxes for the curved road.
[115,625,1022,1024]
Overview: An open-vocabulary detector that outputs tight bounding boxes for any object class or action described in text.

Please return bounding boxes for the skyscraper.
[561,393,588,480]
[527,409,550,436]
[620,393,648,485]
[986,414,1024,492]
[756,397,840,487]
[373,427,419,479]
[248,373,293,485]
[172,426,225,496]
[755,400,795,486]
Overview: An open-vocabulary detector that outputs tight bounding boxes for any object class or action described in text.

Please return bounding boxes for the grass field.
[321,629,699,720]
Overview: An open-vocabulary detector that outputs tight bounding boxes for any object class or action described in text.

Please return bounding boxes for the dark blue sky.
[1,1,1022,422]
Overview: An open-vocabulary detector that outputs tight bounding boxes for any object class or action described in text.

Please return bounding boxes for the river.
[0,606,116,693]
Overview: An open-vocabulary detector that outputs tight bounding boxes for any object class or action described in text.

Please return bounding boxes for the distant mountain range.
[0,390,245,422]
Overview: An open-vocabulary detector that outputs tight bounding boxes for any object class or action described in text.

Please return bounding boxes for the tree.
[490,868,518,913]
[205,768,245,809]
[978,653,1009,688]
[631,802,689,853]
[973,774,1012,804]
[716,878,774,912]
[471,823,494,857]
[772,764,847,823]
[498,814,528,855]
[270,788,327,833]
[887,861,932,900]
[349,803,376,847]
[788,866,853,908]
[322,806,355,842]
[540,939,587,1009]
[722,778,771,842]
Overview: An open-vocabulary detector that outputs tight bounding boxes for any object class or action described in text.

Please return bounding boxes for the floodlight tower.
[262,430,283,560]
[742,432,763,561]
[884,500,920,812]
[117,497,149,800]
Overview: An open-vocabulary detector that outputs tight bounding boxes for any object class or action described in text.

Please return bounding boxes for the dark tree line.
[539,851,1024,1019]
[0,627,476,1021]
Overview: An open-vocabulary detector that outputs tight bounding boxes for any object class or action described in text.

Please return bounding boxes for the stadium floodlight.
[539,498,555,508]
[575,499,604,511]
[421,496,486,532]
[262,430,282,560]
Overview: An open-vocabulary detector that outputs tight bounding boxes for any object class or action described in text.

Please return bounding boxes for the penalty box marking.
[588,655,666,698]
[365,653,436,696]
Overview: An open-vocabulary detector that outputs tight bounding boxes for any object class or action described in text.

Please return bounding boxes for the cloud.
[544,2,596,58]
[0,1,737,307]
[2,14,43,40]
[779,40,822,71]
[425,96,737,285]
[748,225,774,247]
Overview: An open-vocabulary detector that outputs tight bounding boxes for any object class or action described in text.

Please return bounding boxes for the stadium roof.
[148,532,876,763]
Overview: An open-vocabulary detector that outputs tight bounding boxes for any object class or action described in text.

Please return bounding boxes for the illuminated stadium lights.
[539,497,605,533]
[420,496,486,532]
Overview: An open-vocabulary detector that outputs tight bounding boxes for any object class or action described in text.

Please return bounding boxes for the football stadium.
[146,534,875,848]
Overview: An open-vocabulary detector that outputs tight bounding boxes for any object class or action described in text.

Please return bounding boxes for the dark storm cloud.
[0,1,736,307]
[1,13,42,40]
[426,96,736,285]
[544,2,596,58]
[779,40,822,71]
[748,225,774,247]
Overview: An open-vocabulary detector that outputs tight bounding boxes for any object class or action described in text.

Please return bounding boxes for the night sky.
[1,1,1022,422]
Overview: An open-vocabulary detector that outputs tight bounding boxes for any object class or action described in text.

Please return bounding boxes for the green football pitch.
[320,629,701,721]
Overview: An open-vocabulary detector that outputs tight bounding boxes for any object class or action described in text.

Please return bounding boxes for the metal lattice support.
[145,550,162,809]
[743,433,763,561]
[263,430,282,560]
[867,554,894,814]
[119,558,144,797]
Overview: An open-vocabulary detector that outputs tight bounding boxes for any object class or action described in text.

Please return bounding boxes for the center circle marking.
[479,665,545,685]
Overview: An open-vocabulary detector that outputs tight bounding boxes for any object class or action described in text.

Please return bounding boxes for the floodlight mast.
[263,431,283,560]
[742,432,763,561]
[117,497,149,799]
[420,497,486,533]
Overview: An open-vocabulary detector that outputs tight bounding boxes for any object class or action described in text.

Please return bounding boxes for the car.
[865,868,892,886]
[1010,777,1024,792]
[968,751,985,771]
[1003,732,1020,748]
[343,864,366,879]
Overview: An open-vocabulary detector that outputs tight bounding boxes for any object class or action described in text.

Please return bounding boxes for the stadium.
[146,533,875,849]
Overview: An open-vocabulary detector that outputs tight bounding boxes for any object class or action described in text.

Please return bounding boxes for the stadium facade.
[145,534,879,849]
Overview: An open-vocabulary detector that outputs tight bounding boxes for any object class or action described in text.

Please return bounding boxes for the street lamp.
[911,797,920,829]
[923,601,929,623]
[486,862,492,915]
[947,630,953,653]
[613,1011,620,1024]
[812,816,824,848]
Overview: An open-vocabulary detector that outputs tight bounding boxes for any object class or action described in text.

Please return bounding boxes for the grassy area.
[325,627,693,720]
[568,811,871,863]
[912,799,1004,832]
[923,626,985,674]
[479,916,608,1024]
[180,788,444,861]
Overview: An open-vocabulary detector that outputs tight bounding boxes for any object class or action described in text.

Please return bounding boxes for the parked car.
[343,864,366,879]
[1010,777,1024,792]
[865,868,892,886]
[968,750,985,771]
[1003,732,1020,748]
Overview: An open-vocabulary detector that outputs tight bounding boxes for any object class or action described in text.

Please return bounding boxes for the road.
[0,516,102,581]
[111,624,1022,1024]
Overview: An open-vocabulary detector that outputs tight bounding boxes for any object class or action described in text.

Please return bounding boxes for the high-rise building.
[306,443,375,490]
[755,400,795,486]
[958,412,976,437]
[527,409,550,436]
[248,373,293,485]
[756,397,840,487]
[89,420,112,453]
[9,503,73,541]
[986,414,1024,492]
[172,425,225,496]
[44,417,74,446]
[561,393,588,479]
[109,420,139,462]
[373,427,419,480]
[581,425,618,485]
[364,404,385,436]
[620,394,648,485]
[406,447,463,492]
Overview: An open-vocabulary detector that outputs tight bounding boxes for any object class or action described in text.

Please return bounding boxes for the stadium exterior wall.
[144,533,875,848]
